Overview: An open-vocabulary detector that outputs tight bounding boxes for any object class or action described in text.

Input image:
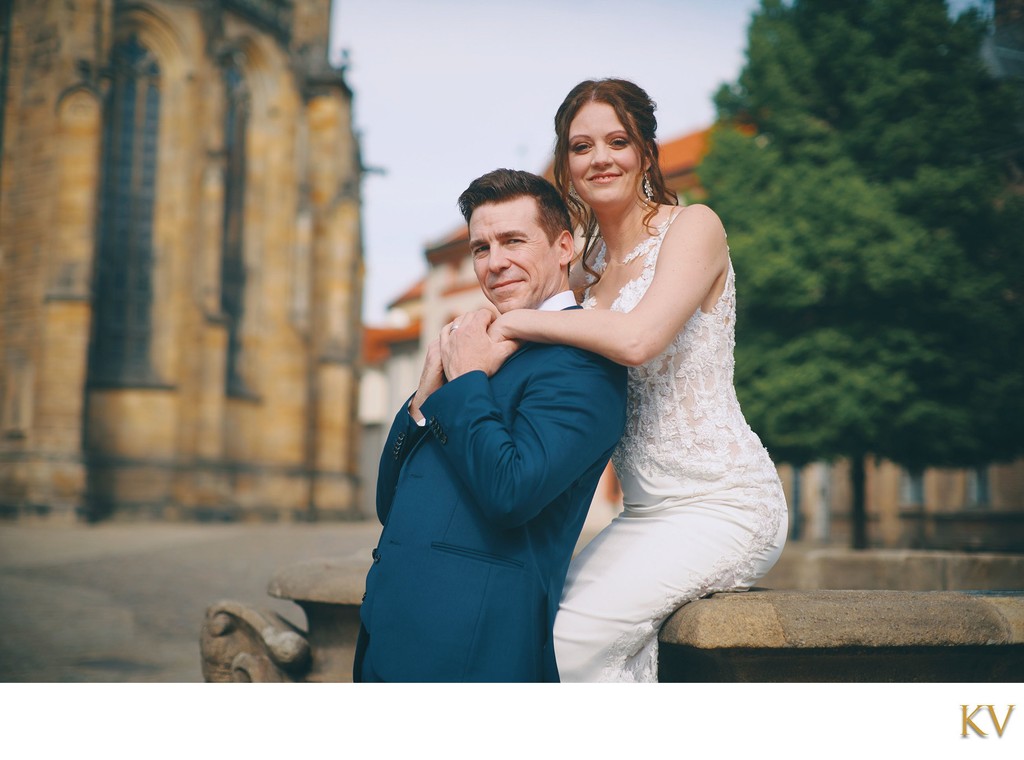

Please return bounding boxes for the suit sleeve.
[375,397,429,525]
[419,348,626,529]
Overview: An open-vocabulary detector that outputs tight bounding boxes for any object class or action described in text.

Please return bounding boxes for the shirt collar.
[537,290,578,312]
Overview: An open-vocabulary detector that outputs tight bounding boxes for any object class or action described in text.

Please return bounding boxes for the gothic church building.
[0,0,365,521]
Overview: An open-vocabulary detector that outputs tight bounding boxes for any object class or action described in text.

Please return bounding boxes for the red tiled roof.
[428,225,471,248]
[425,231,470,264]
[387,278,425,309]
[362,320,422,365]
[442,281,484,297]
[660,128,710,178]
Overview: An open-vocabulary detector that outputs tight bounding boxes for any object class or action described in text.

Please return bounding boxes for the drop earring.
[643,173,654,202]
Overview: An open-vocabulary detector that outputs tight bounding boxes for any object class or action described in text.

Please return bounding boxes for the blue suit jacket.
[355,325,626,682]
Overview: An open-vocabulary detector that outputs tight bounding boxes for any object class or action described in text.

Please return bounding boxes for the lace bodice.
[582,215,781,511]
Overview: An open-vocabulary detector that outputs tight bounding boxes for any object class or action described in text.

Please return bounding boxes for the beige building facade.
[0,0,364,522]
[780,458,1024,553]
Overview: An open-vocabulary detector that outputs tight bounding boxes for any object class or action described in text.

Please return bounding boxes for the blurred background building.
[0,0,364,522]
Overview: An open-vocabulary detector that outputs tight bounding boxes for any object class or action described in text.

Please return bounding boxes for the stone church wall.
[0,0,364,521]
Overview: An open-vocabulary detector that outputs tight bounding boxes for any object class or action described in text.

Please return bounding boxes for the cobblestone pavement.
[0,520,382,683]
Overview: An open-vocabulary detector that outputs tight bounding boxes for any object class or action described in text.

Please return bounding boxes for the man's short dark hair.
[457,169,572,244]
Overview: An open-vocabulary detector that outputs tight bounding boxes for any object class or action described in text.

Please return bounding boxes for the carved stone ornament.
[200,600,311,682]
[200,558,366,682]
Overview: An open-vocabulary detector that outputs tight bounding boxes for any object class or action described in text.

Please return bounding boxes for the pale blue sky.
[329,0,763,322]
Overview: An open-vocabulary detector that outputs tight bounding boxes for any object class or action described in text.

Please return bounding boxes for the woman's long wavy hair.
[553,79,677,288]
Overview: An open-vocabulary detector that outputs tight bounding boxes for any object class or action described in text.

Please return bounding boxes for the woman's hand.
[487,310,525,342]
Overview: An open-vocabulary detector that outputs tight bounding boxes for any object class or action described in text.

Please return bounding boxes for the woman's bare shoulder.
[661,203,728,259]
[669,203,726,236]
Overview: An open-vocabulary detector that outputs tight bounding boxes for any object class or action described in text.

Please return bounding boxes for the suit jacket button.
[371,547,380,562]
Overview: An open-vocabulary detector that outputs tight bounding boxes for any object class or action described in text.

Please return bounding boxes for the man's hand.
[440,309,520,380]
[409,338,445,423]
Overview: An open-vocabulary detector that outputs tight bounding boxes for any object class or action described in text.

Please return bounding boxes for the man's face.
[469,196,573,313]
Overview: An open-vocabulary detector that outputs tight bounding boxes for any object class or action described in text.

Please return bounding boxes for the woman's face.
[566,101,645,210]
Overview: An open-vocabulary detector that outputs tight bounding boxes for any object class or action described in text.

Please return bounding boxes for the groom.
[354,169,626,682]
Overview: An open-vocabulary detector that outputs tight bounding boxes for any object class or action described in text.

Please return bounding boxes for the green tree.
[701,0,1024,548]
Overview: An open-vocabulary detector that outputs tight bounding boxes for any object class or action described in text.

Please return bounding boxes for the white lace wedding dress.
[554,211,789,682]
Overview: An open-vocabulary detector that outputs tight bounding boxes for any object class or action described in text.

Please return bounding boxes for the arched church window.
[221,58,250,396]
[90,34,160,385]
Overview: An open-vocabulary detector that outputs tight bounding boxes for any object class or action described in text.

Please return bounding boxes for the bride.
[487,79,789,682]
